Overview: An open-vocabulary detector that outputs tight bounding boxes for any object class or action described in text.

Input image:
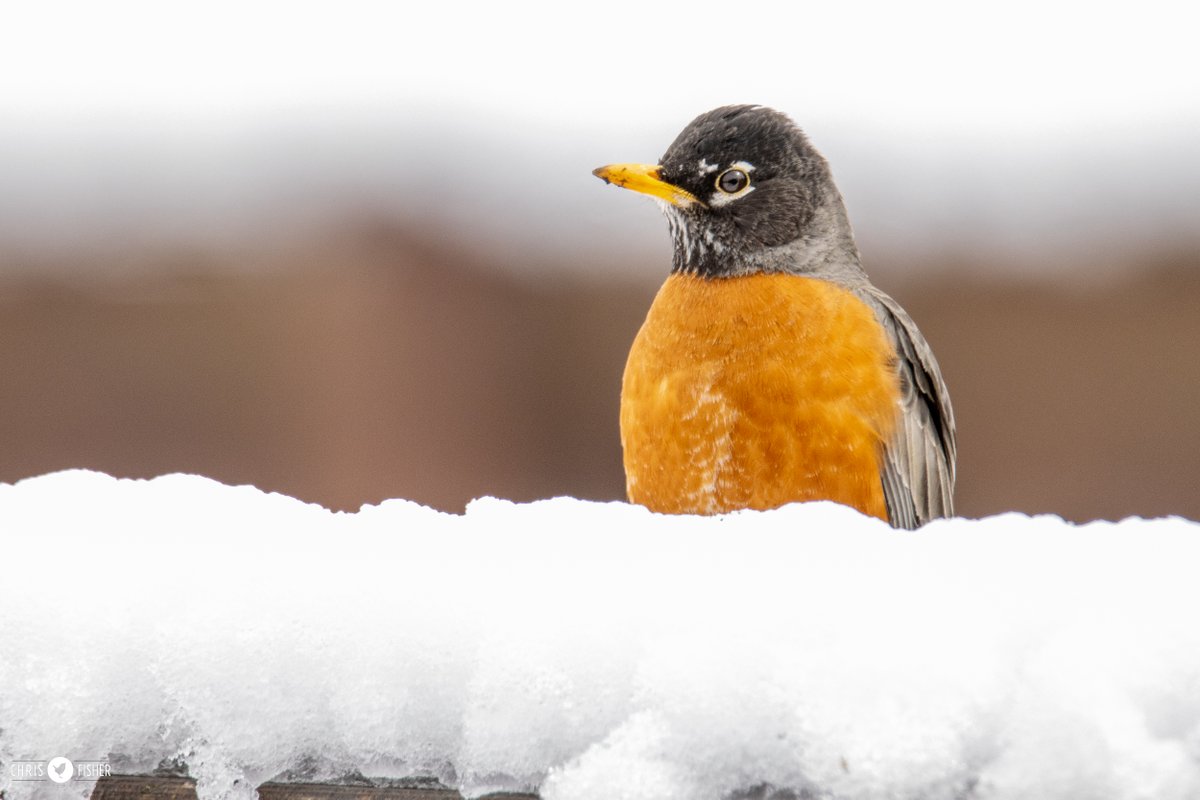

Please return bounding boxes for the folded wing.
[857,287,957,528]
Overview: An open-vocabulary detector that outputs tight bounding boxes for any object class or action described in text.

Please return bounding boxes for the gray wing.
[856,286,957,528]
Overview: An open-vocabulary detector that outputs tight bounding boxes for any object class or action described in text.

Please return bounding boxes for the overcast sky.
[6,0,1198,135]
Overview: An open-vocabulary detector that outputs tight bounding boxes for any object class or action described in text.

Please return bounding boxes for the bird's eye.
[716,168,750,194]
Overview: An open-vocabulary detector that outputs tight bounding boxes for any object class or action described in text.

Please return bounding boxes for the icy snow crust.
[2,471,1200,800]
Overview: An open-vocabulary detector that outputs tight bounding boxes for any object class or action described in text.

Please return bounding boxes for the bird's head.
[594,105,860,279]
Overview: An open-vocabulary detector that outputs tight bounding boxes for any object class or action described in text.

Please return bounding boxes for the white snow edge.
[2,470,1199,800]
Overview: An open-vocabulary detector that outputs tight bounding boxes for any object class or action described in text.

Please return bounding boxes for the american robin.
[594,105,955,528]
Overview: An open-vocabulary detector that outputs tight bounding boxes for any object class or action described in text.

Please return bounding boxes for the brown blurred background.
[3,3,1198,522]
[3,219,1198,522]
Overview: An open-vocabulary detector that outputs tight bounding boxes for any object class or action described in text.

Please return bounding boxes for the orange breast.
[621,272,901,520]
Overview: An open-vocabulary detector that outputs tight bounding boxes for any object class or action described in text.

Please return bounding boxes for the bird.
[593,105,955,529]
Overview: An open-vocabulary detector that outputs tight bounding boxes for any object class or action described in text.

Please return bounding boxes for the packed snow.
[2,470,1199,800]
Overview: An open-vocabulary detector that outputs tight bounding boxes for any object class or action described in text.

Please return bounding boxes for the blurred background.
[2,1,1197,522]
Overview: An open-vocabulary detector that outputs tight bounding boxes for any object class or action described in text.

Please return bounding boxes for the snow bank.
[2,471,1199,800]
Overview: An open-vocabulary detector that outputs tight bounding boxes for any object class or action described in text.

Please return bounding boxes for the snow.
[2,470,1200,800]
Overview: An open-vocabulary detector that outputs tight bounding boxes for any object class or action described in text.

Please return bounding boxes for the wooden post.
[88,776,540,800]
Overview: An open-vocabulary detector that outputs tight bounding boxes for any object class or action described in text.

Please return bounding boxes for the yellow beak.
[592,163,704,208]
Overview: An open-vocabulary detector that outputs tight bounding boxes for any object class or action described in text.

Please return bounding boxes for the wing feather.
[856,287,957,528]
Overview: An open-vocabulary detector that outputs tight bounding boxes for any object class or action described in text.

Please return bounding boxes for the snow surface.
[2,470,1200,800]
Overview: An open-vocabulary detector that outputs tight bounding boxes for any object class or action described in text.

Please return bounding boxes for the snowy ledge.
[2,470,1199,800]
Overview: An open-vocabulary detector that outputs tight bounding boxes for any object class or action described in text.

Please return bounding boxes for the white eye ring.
[715,168,750,194]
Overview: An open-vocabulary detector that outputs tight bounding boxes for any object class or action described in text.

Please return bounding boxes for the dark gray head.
[595,105,864,281]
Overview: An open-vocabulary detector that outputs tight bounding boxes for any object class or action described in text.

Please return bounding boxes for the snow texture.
[2,470,1200,800]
